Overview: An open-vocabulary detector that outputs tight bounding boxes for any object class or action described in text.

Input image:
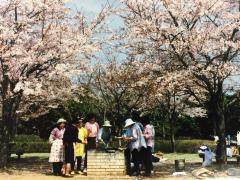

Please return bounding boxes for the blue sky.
[67,0,106,13]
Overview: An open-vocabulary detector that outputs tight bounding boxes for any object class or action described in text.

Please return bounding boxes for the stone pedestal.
[87,151,126,176]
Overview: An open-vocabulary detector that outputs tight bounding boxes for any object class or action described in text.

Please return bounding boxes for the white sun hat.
[124,118,136,128]
[103,120,112,127]
[57,118,66,124]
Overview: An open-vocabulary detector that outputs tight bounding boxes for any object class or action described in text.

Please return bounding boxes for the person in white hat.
[123,118,147,176]
[49,118,66,176]
[98,120,112,148]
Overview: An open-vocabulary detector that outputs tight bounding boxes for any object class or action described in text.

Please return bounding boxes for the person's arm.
[74,128,82,143]
[144,125,153,140]
[131,126,138,142]
[97,128,103,141]
[49,128,56,144]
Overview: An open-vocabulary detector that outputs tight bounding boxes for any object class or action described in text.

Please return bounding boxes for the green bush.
[11,142,51,153]
[11,134,50,154]
[155,140,216,153]
[14,134,44,142]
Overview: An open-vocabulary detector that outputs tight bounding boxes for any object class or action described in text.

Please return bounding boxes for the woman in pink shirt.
[142,117,154,176]
[85,113,99,150]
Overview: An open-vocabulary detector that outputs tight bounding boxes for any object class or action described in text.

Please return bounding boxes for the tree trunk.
[208,86,226,170]
[169,113,176,153]
[0,75,22,168]
[0,114,10,168]
[170,118,176,153]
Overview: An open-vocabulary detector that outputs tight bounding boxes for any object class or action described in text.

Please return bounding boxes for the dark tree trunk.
[208,86,226,169]
[0,75,21,168]
[169,113,176,153]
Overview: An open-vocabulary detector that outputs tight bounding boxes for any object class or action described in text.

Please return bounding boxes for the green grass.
[163,153,202,162]
[10,152,202,162]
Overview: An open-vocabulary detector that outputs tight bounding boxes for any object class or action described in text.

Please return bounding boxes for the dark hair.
[141,116,150,125]
[72,119,80,125]
[86,113,96,122]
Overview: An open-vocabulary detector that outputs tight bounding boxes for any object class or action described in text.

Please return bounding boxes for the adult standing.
[84,113,99,174]
[142,117,154,176]
[75,118,88,174]
[124,118,147,176]
[63,120,82,177]
[49,118,66,176]
[85,113,99,150]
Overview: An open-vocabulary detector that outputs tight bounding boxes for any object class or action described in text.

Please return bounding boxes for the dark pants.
[132,149,141,175]
[65,143,74,164]
[52,162,63,175]
[145,146,153,173]
[76,156,87,171]
[132,147,151,175]
[87,137,96,150]
[124,148,131,175]
[84,137,96,169]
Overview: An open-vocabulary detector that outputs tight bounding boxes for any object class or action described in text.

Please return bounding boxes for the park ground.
[0,153,240,180]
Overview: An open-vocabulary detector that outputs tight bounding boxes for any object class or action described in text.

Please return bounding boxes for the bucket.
[175,159,185,172]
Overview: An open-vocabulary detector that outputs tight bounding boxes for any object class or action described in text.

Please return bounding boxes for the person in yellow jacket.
[74,118,88,174]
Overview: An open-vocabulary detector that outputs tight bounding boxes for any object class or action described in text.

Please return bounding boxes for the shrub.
[11,142,51,153]
[11,134,50,154]
[14,134,44,142]
[155,140,216,153]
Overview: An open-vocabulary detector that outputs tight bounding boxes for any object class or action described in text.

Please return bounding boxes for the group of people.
[123,117,155,177]
[49,114,99,177]
[48,114,155,177]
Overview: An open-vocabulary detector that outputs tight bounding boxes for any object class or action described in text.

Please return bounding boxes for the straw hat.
[103,120,112,127]
[124,118,135,128]
[57,118,66,124]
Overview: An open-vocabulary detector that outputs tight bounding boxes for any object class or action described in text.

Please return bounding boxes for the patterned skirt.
[49,139,64,163]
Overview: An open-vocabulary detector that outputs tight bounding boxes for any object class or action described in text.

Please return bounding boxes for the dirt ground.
[0,157,239,180]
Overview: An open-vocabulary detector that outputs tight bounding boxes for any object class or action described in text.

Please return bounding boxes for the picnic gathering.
[2,0,240,179]
[48,114,155,177]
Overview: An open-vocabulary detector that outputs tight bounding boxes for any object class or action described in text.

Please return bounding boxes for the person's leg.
[83,151,87,173]
[55,162,63,175]
[124,148,131,175]
[131,149,140,176]
[148,147,153,171]
[52,163,58,175]
[71,160,75,172]
[76,156,82,171]
[143,146,152,176]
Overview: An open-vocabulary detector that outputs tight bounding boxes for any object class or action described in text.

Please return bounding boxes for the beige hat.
[57,118,66,124]
[124,118,135,128]
[103,120,112,127]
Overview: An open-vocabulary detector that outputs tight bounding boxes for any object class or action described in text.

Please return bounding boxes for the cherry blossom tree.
[0,0,110,167]
[120,0,240,168]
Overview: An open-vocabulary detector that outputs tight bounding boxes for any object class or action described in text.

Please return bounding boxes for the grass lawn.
[163,153,201,162]
[11,153,50,159]
[11,152,202,162]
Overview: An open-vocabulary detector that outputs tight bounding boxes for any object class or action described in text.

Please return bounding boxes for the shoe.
[63,174,72,178]
[144,173,151,177]
[76,171,83,175]
[130,172,139,176]
[70,171,75,175]
[83,168,87,175]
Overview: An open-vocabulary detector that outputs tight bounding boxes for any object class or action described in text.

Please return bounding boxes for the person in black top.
[63,120,82,177]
